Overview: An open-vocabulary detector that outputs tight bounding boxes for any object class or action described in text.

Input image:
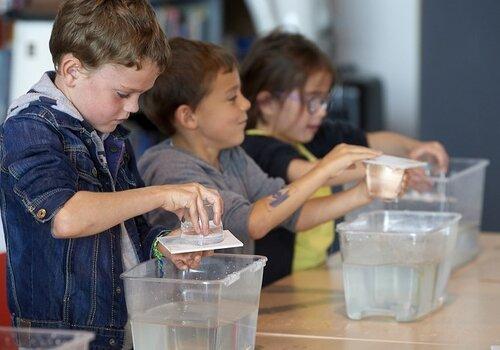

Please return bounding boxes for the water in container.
[347,158,489,268]
[338,210,460,321]
[343,261,444,321]
[131,301,257,350]
[121,254,267,350]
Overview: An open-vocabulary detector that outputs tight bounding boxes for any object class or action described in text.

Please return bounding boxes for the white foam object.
[158,230,243,254]
[363,155,427,169]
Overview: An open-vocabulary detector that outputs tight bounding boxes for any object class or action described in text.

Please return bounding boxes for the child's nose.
[240,95,251,112]
[318,106,328,119]
[124,97,140,113]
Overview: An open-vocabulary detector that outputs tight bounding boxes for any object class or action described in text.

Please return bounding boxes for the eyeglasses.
[274,90,332,115]
[304,94,330,115]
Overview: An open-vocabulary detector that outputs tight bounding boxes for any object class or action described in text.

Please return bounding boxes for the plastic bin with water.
[121,254,267,350]
[0,327,94,349]
[337,210,461,322]
[347,158,489,268]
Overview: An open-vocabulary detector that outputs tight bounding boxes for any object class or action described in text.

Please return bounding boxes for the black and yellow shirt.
[242,119,368,284]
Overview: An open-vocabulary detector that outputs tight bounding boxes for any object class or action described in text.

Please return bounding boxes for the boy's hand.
[319,143,382,178]
[158,229,214,270]
[398,172,410,198]
[408,141,449,172]
[160,247,214,270]
[407,167,434,192]
[353,179,373,202]
[160,183,223,234]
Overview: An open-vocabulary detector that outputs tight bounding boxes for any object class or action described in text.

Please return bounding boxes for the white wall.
[9,20,54,103]
[245,0,331,42]
[2,20,54,251]
[330,0,421,137]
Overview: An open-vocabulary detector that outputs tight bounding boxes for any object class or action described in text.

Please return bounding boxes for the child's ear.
[256,91,280,120]
[58,53,83,87]
[174,105,198,130]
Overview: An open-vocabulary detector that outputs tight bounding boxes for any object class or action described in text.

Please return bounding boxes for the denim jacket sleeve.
[2,115,77,224]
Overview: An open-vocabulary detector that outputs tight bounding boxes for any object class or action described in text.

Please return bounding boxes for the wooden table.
[256,233,500,349]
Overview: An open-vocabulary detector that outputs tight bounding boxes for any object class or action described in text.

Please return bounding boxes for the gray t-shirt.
[138,139,301,254]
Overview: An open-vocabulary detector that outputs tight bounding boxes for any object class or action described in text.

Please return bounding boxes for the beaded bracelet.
[152,230,170,269]
[152,239,163,260]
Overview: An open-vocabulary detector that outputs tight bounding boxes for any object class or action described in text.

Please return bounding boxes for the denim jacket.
[0,72,165,349]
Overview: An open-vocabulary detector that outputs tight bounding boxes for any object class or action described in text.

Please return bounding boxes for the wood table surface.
[255,233,500,349]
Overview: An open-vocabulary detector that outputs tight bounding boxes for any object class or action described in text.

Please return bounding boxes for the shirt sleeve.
[2,116,77,224]
[305,119,369,158]
[138,152,256,246]
[139,147,301,244]
[241,135,305,182]
[237,148,302,232]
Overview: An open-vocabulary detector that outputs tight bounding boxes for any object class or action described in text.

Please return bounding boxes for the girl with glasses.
[241,31,448,284]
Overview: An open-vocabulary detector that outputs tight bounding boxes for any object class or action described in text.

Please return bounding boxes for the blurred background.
[0,0,499,245]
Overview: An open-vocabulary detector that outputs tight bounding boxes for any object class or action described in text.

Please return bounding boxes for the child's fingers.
[169,253,188,270]
[334,143,382,155]
[174,260,188,270]
[347,151,382,163]
[409,142,449,172]
[195,193,209,235]
[399,173,410,197]
[407,168,433,192]
[349,146,382,155]
[188,253,202,269]
[203,250,214,257]
[170,252,196,270]
[408,179,431,192]
[202,188,223,226]
[188,199,201,234]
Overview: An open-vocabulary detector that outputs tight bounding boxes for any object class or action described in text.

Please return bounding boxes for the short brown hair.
[240,31,335,129]
[141,37,237,136]
[50,0,169,72]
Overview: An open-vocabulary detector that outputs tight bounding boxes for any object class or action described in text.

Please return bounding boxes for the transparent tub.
[0,327,94,349]
[121,254,267,350]
[337,210,461,322]
[348,158,489,268]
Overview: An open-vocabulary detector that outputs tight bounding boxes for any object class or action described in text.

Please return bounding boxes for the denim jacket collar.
[6,71,130,141]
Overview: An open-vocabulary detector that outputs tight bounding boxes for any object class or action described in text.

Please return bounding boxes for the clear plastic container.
[349,158,489,268]
[180,220,224,246]
[180,202,224,246]
[121,254,267,350]
[364,155,425,201]
[365,163,405,201]
[0,326,94,349]
[337,210,461,322]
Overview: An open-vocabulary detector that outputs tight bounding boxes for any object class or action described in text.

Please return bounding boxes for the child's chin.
[233,133,245,146]
[299,133,315,144]
[99,126,117,133]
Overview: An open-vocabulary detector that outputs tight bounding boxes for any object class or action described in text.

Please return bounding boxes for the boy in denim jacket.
[0,1,221,348]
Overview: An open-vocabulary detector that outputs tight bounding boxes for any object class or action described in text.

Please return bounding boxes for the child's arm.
[2,117,222,240]
[293,181,370,231]
[287,158,365,186]
[286,133,448,186]
[367,131,449,171]
[247,144,380,239]
[52,183,222,238]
